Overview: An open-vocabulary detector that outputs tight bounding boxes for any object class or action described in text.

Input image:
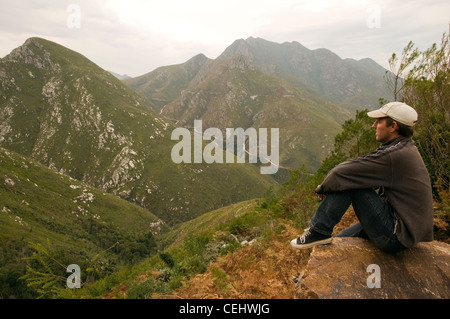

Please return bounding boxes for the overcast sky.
[1,0,449,77]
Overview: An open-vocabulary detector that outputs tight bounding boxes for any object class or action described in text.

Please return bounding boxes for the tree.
[21,239,119,298]
[385,41,419,101]
[20,240,68,298]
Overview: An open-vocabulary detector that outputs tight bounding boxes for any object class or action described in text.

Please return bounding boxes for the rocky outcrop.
[300,237,450,299]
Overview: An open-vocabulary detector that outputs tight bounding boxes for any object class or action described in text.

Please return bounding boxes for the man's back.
[383,137,434,247]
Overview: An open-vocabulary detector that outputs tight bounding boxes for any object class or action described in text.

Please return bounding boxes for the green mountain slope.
[0,147,163,298]
[160,54,344,172]
[0,37,277,225]
[123,53,210,113]
[61,198,270,299]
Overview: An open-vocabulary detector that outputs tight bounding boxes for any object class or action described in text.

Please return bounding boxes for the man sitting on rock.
[291,102,434,254]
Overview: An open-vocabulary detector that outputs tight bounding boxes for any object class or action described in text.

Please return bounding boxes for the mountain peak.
[191,53,208,60]
[4,37,106,77]
[220,38,253,60]
[6,37,60,62]
[184,53,211,71]
[4,37,62,73]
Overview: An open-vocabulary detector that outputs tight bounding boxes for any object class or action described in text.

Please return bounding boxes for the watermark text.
[66,4,81,29]
[366,264,381,288]
[171,120,279,174]
[66,264,81,289]
[366,4,381,29]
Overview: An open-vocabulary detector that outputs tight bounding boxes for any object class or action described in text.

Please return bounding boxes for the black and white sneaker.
[290,228,332,249]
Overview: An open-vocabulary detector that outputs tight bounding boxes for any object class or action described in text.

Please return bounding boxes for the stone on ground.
[301,237,450,299]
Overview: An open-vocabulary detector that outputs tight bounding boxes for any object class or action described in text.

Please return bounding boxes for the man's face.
[372,117,398,143]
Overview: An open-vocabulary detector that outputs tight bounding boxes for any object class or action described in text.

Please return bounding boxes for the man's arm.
[318,151,393,194]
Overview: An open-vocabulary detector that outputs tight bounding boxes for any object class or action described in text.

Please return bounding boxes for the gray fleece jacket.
[316,136,434,248]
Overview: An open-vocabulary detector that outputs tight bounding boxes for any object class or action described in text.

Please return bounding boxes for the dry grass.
[172,210,358,299]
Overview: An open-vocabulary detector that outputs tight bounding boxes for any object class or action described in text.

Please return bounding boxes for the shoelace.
[298,228,311,244]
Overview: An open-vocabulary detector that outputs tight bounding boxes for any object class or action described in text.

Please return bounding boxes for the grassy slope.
[63,196,310,298]
[61,199,263,297]
[96,199,358,299]
[0,147,163,297]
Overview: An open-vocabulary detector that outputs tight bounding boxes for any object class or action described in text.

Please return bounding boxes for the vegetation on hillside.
[0,148,162,298]
[19,200,301,298]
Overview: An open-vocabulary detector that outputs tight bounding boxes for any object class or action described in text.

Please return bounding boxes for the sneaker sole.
[290,237,333,249]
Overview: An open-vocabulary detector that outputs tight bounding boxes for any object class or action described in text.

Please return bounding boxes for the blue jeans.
[309,189,407,254]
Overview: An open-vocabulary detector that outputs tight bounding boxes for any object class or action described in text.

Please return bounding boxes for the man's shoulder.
[380,136,413,154]
[383,136,411,147]
[386,137,415,153]
[353,137,412,163]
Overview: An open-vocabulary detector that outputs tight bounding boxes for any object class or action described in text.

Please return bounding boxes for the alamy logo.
[66,4,81,29]
[66,264,81,289]
[171,120,279,174]
[366,4,381,29]
[366,264,381,288]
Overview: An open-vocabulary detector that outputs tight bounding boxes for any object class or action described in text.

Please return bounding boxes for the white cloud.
[0,0,448,77]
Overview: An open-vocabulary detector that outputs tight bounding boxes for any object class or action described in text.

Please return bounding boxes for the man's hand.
[315,184,326,201]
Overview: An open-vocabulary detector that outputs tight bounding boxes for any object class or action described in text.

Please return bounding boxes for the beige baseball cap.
[367,102,418,126]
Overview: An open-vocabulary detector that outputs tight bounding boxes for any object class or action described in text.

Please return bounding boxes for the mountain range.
[0,36,393,298]
[0,37,275,226]
[124,37,392,172]
[219,37,390,109]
